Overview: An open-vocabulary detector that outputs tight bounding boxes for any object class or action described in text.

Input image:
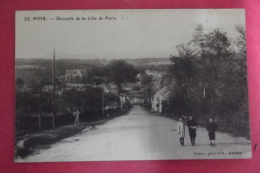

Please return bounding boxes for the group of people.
[176,116,217,147]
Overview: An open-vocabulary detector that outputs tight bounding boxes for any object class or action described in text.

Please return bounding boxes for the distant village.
[16,63,171,113]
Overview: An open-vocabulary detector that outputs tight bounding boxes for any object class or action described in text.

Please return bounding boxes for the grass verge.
[15,119,109,159]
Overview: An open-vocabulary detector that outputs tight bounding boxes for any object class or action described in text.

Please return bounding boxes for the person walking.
[177,117,185,146]
[187,116,198,146]
[206,117,217,147]
[74,110,80,124]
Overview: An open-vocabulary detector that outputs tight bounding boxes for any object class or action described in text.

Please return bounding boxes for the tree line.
[163,24,248,137]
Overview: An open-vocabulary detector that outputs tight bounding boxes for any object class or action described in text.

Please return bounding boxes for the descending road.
[20,106,251,162]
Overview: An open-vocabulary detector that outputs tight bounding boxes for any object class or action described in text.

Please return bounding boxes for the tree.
[84,86,103,111]
[107,60,137,94]
[16,92,33,131]
[176,44,197,58]
[132,85,141,91]
[169,55,197,83]
[62,89,84,111]
[34,68,52,85]
[104,92,118,108]
[16,77,24,91]
[33,92,52,129]
[166,24,249,133]
[28,68,53,93]
[191,24,205,46]
[140,74,153,86]
[62,86,104,113]
[205,29,233,58]
[235,24,246,54]
[16,90,52,129]
[167,55,197,115]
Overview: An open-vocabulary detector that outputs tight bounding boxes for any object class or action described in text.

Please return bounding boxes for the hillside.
[15,57,171,68]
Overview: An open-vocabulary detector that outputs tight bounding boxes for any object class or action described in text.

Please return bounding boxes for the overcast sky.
[16,9,245,60]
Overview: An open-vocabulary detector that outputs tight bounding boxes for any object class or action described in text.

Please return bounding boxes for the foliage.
[16,77,24,91]
[166,25,249,130]
[16,91,52,118]
[235,24,246,54]
[61,87,103,112]
[31,68,53,87]
[140,74,153,86]
[107,60,137,93]
[104,92,118,107]
[132,85,141,91]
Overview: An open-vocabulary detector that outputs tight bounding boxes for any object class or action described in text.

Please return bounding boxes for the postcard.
[15,9,251,162]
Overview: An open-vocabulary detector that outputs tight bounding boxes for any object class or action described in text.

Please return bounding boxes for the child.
[206,117,217,147]
[177,117,185,146]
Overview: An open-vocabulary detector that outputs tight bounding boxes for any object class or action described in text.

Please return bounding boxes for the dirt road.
[18,106,251,162]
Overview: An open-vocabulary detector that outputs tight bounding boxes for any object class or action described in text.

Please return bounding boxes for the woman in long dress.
[177,117,185,146]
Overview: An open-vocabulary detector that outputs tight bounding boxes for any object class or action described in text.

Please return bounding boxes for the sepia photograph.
[15,9,251,162]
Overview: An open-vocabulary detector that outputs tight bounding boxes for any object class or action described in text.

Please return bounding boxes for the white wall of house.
[152,86,171,113]
[65,69,84,83]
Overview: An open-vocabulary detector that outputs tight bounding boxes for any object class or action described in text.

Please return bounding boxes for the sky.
[16,9,245,60]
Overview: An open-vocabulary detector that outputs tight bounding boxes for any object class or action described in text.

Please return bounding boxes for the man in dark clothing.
[206,117,217,147]
[187,116,198,146]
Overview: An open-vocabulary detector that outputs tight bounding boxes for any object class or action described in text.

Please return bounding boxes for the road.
[19,105,251,162]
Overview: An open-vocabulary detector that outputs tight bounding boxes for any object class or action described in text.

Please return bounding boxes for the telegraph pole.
[102,82,105,114]
[52,49,56,128]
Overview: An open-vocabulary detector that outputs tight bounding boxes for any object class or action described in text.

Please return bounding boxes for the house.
[136,73,142,80]
[119,93,131,110]
[145,70,168,80]
[145,70,161,78]
[95,83,118,94]
[65,69,87,83]
[152,85,171,113]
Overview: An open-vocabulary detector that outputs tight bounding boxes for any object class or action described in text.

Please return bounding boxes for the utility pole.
[102,82,105,114]
[52,49,56,128]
